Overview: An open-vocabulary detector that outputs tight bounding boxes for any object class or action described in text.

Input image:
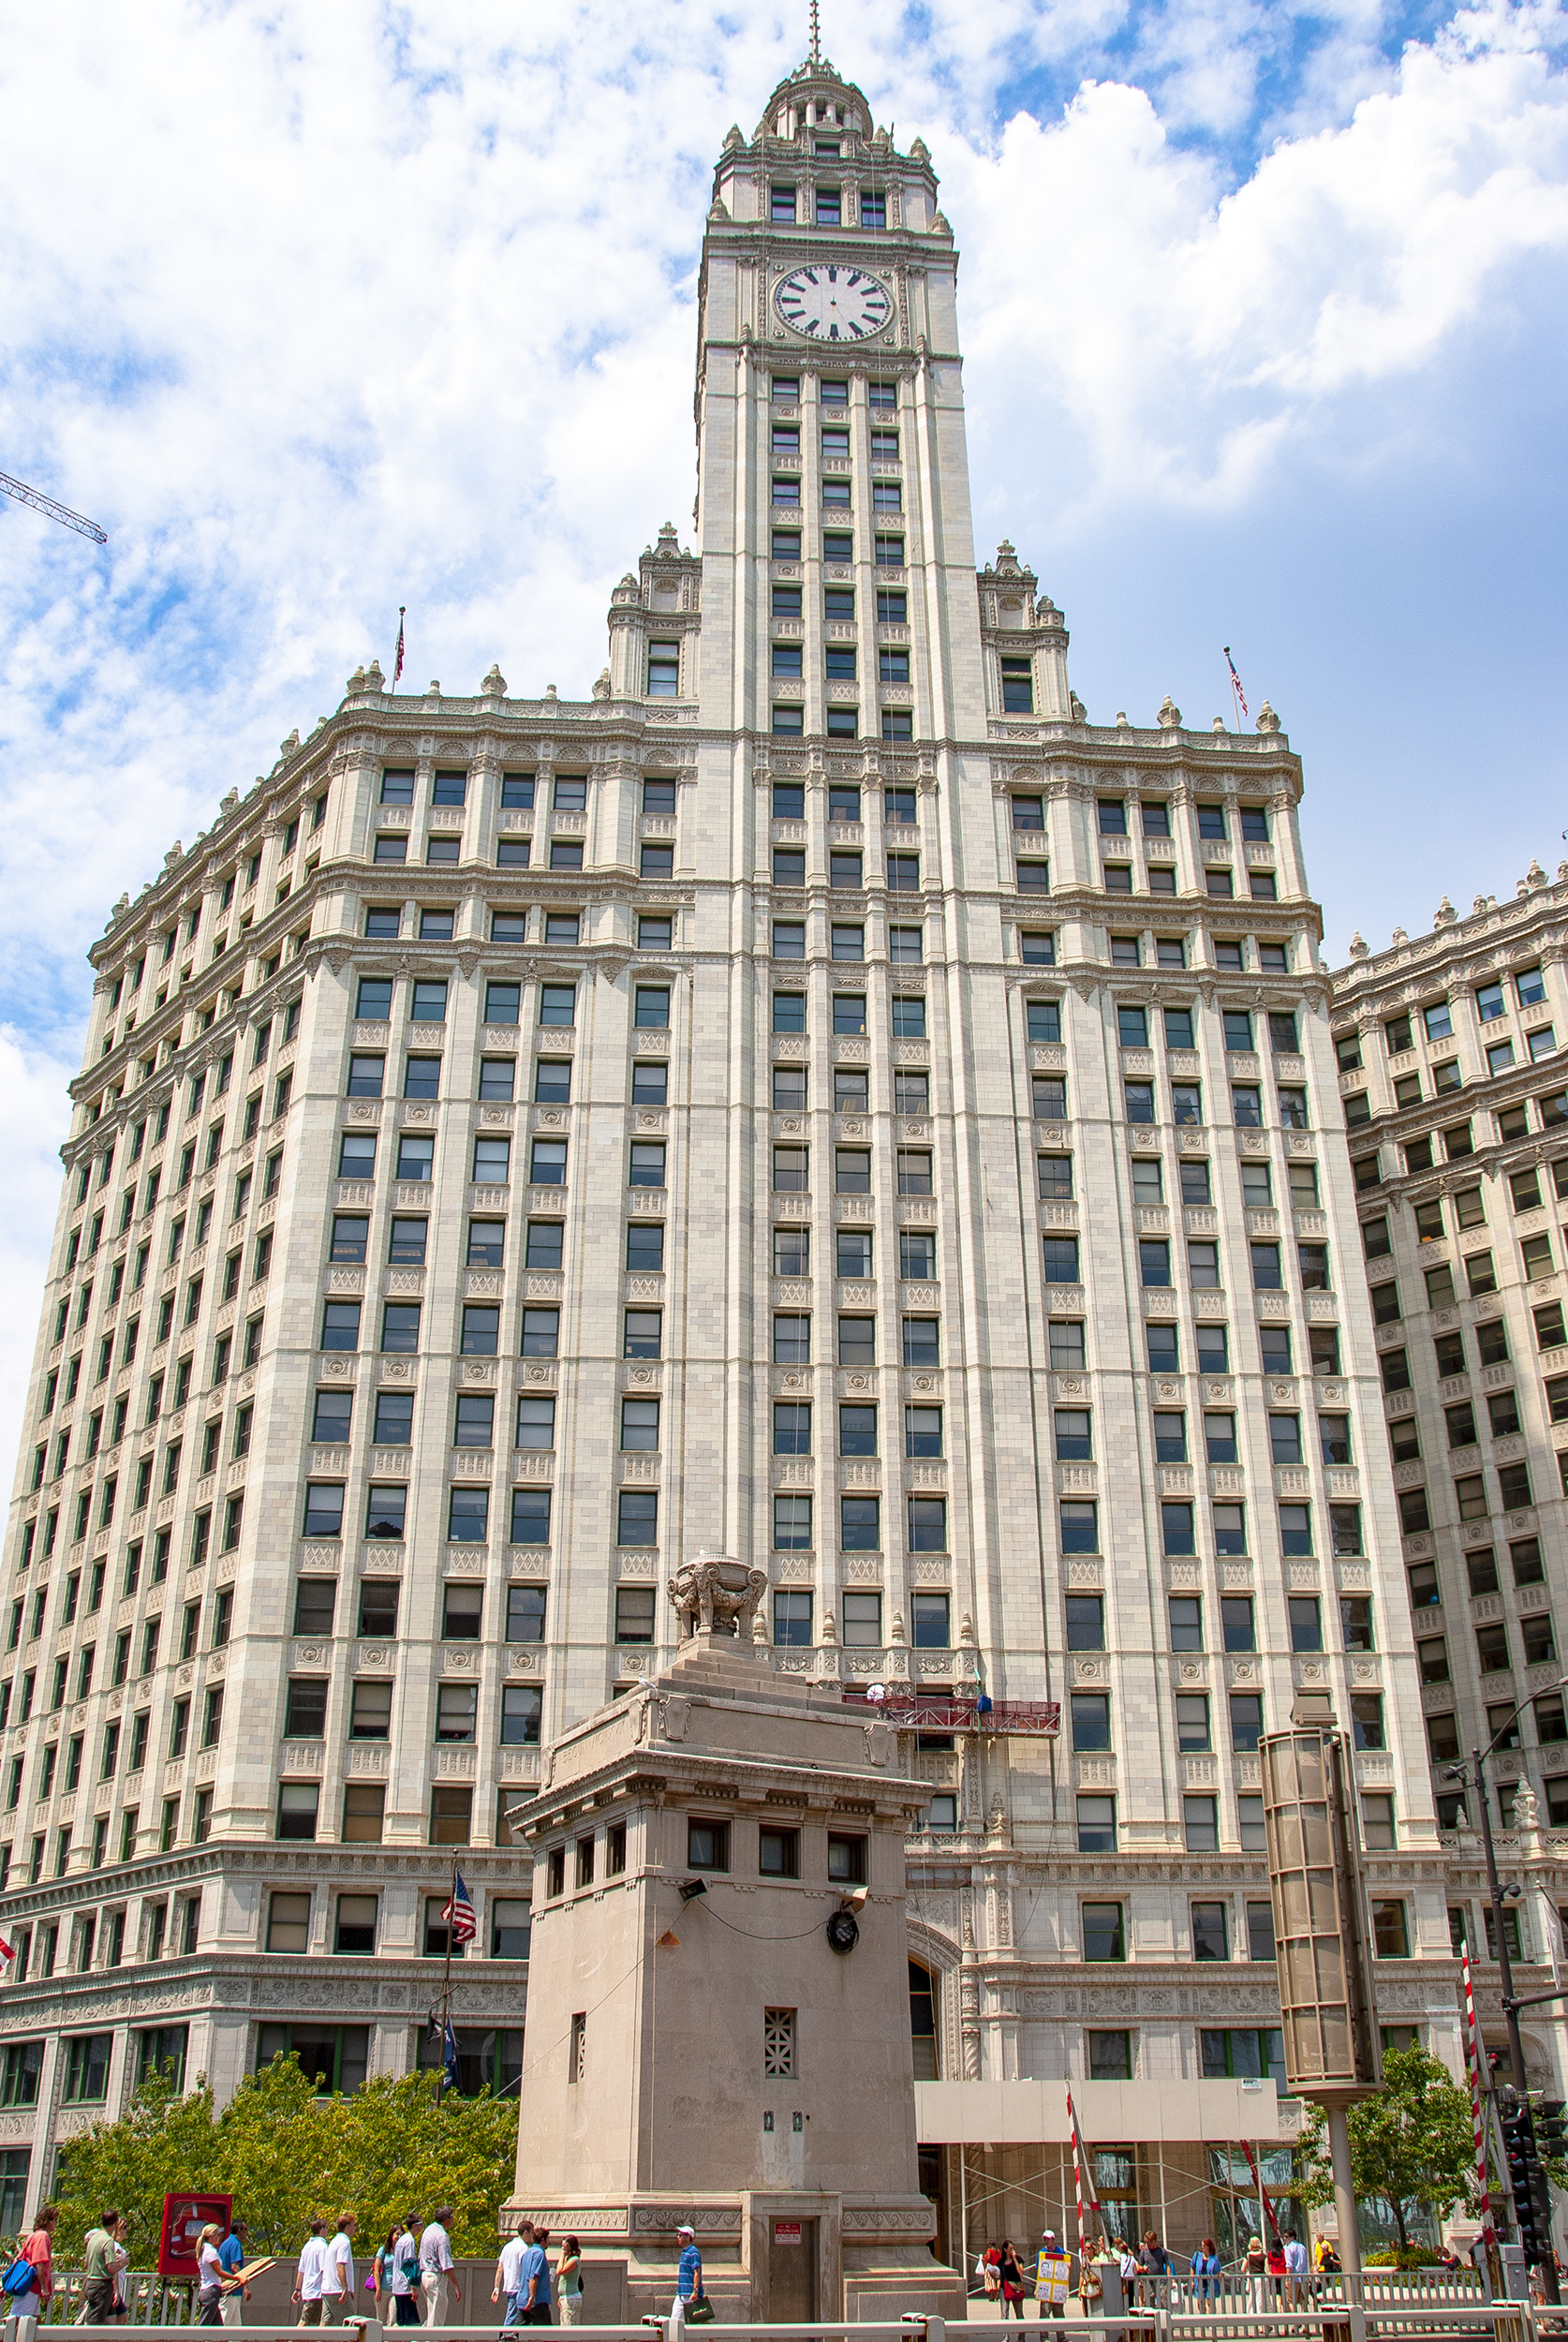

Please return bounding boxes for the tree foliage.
[1294,2047,1481,2253]
[52,2057,516,2265]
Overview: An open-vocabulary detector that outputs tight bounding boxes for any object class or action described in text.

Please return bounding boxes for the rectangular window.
[614,1585,657,1646]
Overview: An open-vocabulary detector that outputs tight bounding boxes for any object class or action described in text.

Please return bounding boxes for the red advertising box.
[158,2192,231,2278]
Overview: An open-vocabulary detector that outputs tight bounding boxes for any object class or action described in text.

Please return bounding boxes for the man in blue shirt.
[215,2222,248,2326]
[518,2227,553,2326]
[674,2225,703,2324]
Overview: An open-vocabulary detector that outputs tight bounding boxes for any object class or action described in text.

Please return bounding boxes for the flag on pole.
[0,1934,13,1964]
[1460,1943,1498,2247]
[1223,645,1249,719]
[392,607,407,688]
[442,2019,462,2094]
[442,1871,477,1944]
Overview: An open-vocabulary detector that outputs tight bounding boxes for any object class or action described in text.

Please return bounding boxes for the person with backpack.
[3,2205,57,2342]
[389,2218,422,2327]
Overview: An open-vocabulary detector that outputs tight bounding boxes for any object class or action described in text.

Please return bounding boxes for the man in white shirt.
[293,2221,330,2326]
[492,2221,534,2329]
[1282,2233,1309,2306]
[323,2217,357,2319]
[390,2217,422,2326]
[419,2209,456,2327]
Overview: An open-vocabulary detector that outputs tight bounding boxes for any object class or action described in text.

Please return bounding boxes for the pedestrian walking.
[555,2239,582,2328]
[419,2210,456,2327]
[1265,2237,1287,2306]
[81,2211,128,2326]
[1190,2238,1221,2307]
[671,2222,704,2331]
[321,2219,356,2323]
[1282,2231,1309,2306]
[998,2241,1028,2320]
[390,2218,422,2328]
[1137,2231,1170,2307]
[2,2202,56,2342]
[216,2222,249,2327]
[981,2246,1001,2304]
[196,2225,227,2327]
[517,2229,552,2328]
[293,2223,330,2327]
[493,2223,532,2330]
[1243,2236,1267,2311]
[1034,2231,1071,2320]
[374,2232,401,2327]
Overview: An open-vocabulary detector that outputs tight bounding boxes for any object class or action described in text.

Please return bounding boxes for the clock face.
[774,265,892,341]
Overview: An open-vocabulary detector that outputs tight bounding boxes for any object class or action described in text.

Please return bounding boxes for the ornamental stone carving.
[667,1552,767,1638]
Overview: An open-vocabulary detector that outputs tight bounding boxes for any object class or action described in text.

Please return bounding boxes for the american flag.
[392,607,407,688]
[442,1871,477,1945]
[0,1934,13,1964]
[1223,645,1249,719]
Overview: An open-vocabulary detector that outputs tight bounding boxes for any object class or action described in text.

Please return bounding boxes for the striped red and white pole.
[1461,1943,1498,2247]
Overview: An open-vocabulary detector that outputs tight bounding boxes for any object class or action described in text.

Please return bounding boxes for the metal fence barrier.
[16,2296,1554,2342]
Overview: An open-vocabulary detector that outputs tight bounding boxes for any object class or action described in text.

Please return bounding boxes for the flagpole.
[436,1855,456,2106]
[1223,645,1249,732]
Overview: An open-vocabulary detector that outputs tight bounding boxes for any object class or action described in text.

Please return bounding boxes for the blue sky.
[1,0,1566,1456]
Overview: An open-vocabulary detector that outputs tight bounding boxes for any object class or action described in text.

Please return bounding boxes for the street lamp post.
[1445,1673,1568,2305]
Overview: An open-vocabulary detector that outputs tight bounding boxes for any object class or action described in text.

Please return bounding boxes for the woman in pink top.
[10,2203,57,2337]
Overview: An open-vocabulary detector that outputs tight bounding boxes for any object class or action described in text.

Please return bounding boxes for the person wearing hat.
[672,2224,704,2327]
[1034,2231,1072,2320]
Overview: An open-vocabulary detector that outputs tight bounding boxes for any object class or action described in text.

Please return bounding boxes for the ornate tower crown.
[754,56,876,146]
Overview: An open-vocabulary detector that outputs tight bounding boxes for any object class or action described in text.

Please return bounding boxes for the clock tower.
[689,57,1040,749]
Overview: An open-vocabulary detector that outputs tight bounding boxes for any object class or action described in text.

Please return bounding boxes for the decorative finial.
[1348,931,1368,960]
[808,0,821,67]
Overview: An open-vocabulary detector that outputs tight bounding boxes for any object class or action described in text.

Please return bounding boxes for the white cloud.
[950,6,1568,518]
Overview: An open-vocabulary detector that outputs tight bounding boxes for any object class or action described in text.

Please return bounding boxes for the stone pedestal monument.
[507,1557,964,2321]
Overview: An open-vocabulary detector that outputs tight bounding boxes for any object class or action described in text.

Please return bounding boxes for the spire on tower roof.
[808,0,821,67]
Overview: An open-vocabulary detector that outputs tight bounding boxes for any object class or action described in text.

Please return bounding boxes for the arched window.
[909,1958,938,2079]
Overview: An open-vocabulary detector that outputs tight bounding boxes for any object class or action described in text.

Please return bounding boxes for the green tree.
[1294,2046,1481,2257]
[52,2057,517,2265]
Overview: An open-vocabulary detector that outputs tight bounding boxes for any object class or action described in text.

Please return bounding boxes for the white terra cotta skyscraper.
[0,43,1508,2264]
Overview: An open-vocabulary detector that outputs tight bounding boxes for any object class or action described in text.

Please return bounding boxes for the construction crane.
[0,470,107,544]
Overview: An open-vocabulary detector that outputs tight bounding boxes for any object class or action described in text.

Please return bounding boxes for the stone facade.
[1329,872,1568,2081]
[0,44,1545,2263]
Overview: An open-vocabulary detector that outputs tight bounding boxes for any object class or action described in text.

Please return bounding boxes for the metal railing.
[20,2294,1552,2342]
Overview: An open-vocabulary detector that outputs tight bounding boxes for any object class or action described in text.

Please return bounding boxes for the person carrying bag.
[3,2204,57,2342]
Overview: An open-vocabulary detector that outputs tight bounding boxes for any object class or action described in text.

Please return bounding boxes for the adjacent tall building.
[1328,877,1568,2020]
[0,46,1542,2265]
